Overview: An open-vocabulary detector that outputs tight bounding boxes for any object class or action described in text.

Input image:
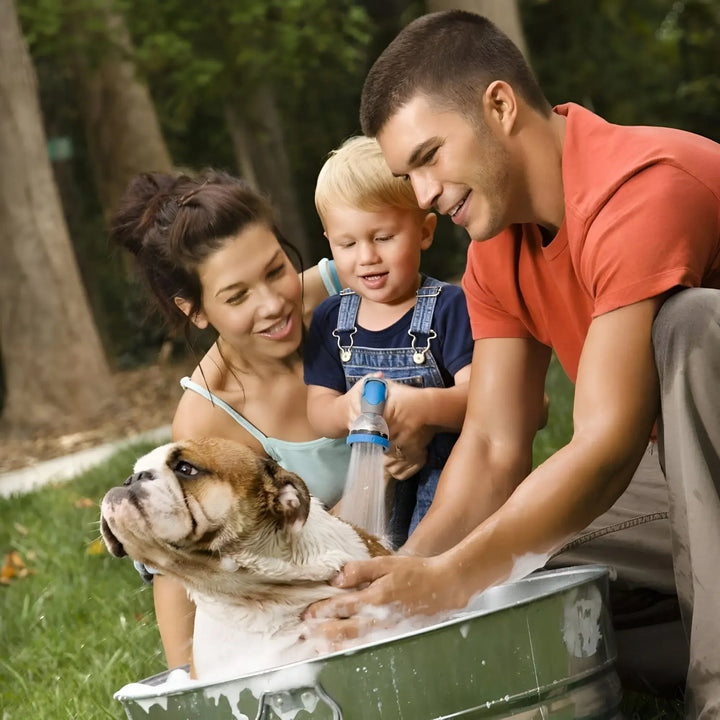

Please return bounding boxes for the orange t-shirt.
[463,103,720,382]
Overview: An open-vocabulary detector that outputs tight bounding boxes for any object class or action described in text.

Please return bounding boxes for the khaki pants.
[549,288,720,720]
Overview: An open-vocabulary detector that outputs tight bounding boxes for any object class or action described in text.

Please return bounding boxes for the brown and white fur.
[100,437,389,680]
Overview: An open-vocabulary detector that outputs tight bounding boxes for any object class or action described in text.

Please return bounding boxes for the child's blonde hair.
[315,135,422,226]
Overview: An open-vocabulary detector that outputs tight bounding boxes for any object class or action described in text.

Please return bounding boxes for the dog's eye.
[173,460,200,479]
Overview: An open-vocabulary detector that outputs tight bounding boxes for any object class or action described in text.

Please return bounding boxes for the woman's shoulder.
[172,390,265,455]
[172,363,265,454]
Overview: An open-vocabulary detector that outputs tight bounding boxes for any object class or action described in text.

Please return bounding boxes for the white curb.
[0,425,172,498]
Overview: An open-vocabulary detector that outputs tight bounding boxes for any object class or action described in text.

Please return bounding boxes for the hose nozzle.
[347,378,390,451]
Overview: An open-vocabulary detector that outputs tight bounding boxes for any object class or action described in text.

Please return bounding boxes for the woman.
[111,169,350,668]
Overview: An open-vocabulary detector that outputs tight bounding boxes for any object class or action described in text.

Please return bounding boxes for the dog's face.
[100,438,312,593]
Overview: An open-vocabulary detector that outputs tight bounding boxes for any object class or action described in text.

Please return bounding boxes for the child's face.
[324,205,435,305]
[182,223,303,362]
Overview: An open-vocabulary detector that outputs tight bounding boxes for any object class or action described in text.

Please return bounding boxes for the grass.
[0,442,162,720]
[0,365,683,718]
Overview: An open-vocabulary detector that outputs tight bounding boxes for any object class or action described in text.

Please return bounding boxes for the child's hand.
[344,372,385,430]
[381,380,432,450]
[384,444,427,480]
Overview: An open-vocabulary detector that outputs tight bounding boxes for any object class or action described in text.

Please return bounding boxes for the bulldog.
[100,437,389,680]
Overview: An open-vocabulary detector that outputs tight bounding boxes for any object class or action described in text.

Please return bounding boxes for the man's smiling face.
[376,94,513,242]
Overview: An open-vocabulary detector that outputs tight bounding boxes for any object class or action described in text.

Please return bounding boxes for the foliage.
[532,353,574,467]
[520,0,720,142]
[125,0,370,119]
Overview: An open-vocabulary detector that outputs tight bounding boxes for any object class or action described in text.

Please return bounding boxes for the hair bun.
[110,173,176,256]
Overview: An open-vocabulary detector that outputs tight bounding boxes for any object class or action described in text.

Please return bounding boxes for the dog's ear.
[260,458,311,532]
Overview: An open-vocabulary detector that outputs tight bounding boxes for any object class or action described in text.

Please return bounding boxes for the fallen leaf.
[86,537,107,556]
[13,523,28,536]
[1,557,15,584]
[8,551,25,569]
[74,498,95,509]
[0,551,34,585]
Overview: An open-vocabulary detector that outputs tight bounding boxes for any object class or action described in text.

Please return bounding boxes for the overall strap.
[333,289,360,363]
[408,276,445,364]
[179,377,269,443]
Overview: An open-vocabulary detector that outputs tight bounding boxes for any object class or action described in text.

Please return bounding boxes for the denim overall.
[333,276,458,547]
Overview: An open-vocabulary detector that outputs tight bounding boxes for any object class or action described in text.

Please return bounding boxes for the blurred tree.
[19,0,173,221]
[0,0,115,434]
[70,4,173,221]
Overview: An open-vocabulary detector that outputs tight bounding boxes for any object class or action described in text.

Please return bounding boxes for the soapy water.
[117,552,552,701]
[338,442,388,542]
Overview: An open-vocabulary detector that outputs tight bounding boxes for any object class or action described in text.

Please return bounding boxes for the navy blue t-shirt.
[304,279,474,392]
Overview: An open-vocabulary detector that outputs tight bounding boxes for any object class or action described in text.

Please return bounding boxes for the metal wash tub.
[115,565,622,720]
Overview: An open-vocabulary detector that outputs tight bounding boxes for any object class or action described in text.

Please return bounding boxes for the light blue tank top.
[180,377,349,508]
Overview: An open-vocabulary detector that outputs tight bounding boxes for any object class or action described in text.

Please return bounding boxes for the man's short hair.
[315,135,422,226]
[360,10,551,137]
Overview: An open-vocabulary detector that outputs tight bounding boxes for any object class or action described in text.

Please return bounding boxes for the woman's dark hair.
[110,170,301,337]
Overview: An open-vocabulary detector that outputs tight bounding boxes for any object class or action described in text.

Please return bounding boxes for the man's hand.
[302,555,471,646]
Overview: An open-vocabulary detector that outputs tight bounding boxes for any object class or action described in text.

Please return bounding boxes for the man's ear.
[483,80,518,136]
[174,296,209,330]
[419,212,437,251]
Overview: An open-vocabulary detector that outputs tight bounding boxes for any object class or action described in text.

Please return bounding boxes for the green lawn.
[0,443,162,720]
[0,364,683,718]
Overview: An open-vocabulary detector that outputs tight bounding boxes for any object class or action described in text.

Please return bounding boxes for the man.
[305,10,720,718]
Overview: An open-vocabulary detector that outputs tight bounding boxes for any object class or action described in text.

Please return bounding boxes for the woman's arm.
[153,575,195,668]
[301,259,341,326]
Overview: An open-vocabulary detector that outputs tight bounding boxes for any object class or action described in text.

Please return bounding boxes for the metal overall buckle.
[409,329,437,364]
[332,327,357,363]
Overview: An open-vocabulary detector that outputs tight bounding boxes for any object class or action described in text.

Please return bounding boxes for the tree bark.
[224,86,310,262]
[426,0,529,60]
[71,6,173,221]
[0,0,115,435]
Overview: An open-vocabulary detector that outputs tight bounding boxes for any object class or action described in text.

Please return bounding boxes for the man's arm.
[306,297,662,620]
[403,336,550,556]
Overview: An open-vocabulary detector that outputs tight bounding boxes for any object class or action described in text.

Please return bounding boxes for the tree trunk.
[0,0,115,435]
[224,87,310,262]
[71,6,173,221]
[426,0,529,60]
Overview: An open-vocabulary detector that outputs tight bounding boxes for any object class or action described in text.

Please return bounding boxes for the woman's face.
[191,223,303,362]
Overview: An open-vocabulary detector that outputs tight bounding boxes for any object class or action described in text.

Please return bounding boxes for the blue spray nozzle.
[346,430,390,449]
[347,377,389,451]
[361,377,387,415]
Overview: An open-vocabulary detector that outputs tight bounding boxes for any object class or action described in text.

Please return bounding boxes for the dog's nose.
[123,470,154,486]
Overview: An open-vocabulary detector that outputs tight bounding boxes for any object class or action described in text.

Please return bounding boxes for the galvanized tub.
[115,565,622,720]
